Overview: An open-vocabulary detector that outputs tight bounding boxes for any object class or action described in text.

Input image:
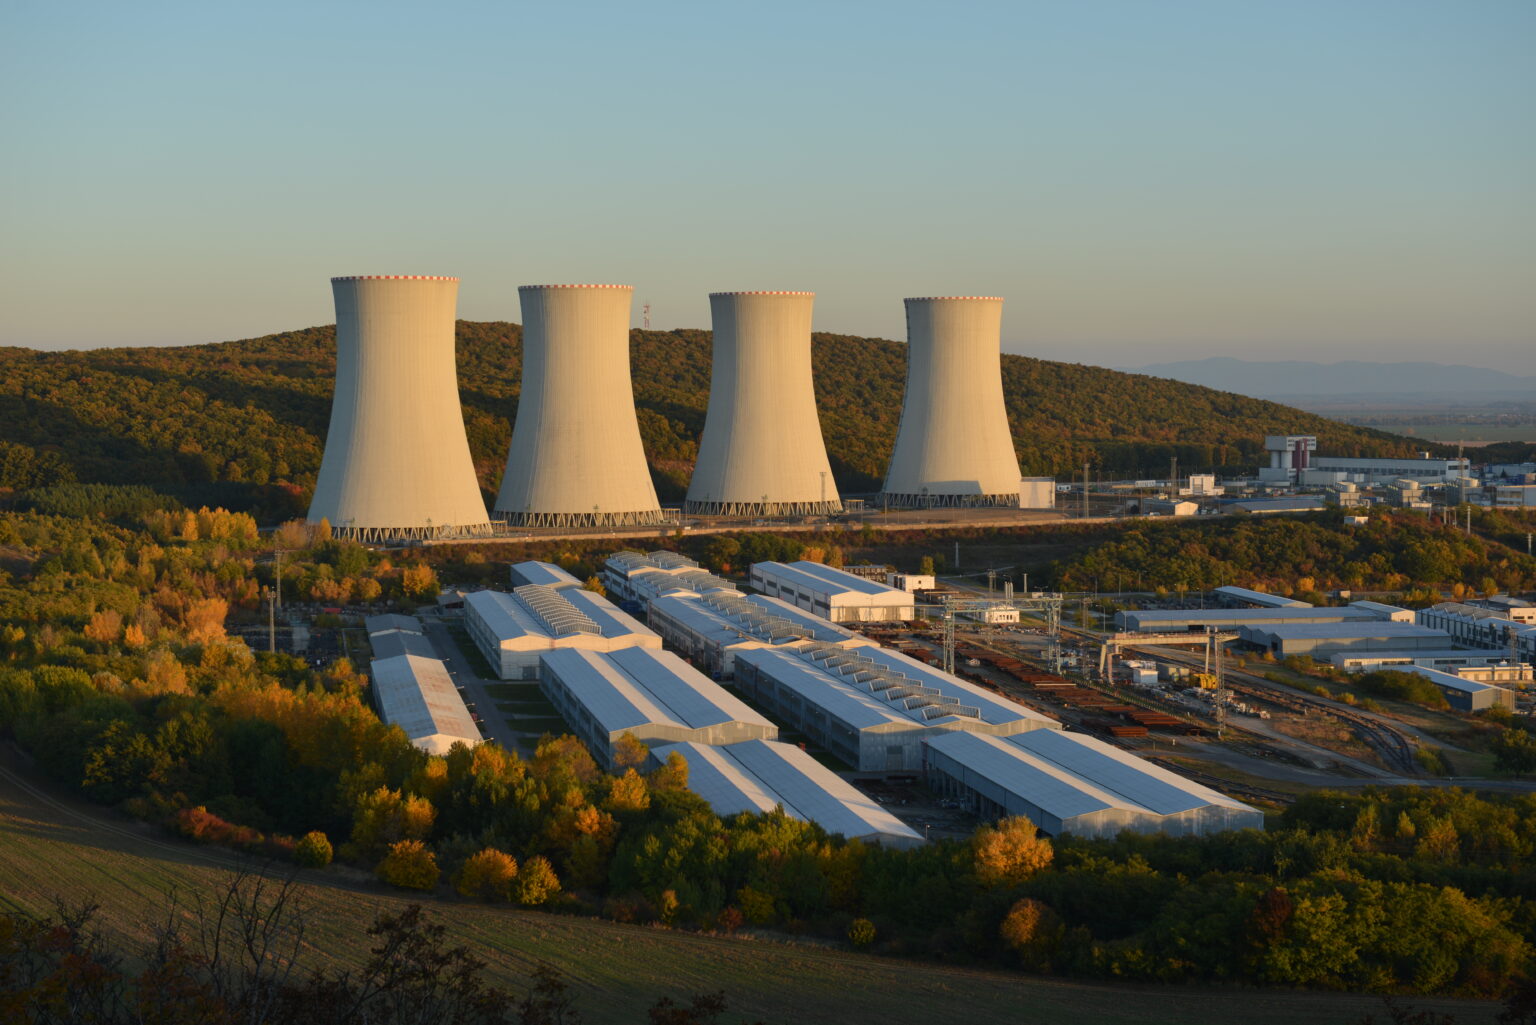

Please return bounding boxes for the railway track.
[1139,648,1423,777]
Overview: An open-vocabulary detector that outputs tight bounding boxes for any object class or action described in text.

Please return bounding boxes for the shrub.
[848,918,876,948]
[295,831,333,868]
[377,840,440,891]
[456,847,518,901]
[515,855,560,906]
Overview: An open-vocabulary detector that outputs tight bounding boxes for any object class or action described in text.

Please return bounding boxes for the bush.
[377,840,440,891]
[456,847,518,901]
[515,855,560,906]
[295,831,333,868]
[848,917,876,948]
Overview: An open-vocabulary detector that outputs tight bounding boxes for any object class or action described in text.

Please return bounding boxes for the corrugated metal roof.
[541,647,775,735]
[370,630,438,660]
[508,561,582,589]
[654,740,922,845]
[370,654,479,754]
[1008,730,1252,816]
[463,587,655,644]
[752,561,911,600]
[1247,623,1451,641]
[923,731,1137,820]
[1124,607,1375,624]
[1212,586,1311,608]
[737,647,916,730]
[366,613,424,636]
[1403,666,1505,696]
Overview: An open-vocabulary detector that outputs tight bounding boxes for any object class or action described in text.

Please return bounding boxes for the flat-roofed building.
[646,590,876,678]
[651,739,923,848]
[1417,603,1536,663]
[370,653,480,755]
[1241,622,1454,658]
[1330,649,1528,673]
[508,560,583,590]
[923,729,1262,838]
[1116,606,1380,633]
[462,585,661,679]
[539,647,778,770]
[1347,601,1415,623]
[1212,586,1311,609]
[749,560,915,623]
[734,644,1056,772]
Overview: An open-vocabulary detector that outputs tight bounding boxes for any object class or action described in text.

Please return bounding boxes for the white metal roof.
[752,560,911,600]
[653,739,922,845]
[370,630,438,660]
[1008,729,1253,816]
[1247,623,1452,641]
[1211,586,1311,608]
[509,561,582,589]
[540,647,775,736]
[370,654,479,755]
[463,587,655,645]
[1402,666,1506,697]
[737,647,918,730]
[923,731,1142,821]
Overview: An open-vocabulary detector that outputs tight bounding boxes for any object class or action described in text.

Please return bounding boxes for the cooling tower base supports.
[494,509,668,529]
[332,523,498,543]
[878,492,1021,510]
[684,499,845,517]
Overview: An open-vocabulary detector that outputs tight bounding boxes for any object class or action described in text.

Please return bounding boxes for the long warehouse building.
[370,653,481,756]
[749,560,915,623]
[1240,622,1454,658]
[734,644,1056,771]
[308,276,493,542]
[654,740,923,847]
[647,588,876,678]
[603,550,737,604]
[1116,605,1394,633]
[539,647,778,770]
[923,729,1261,838]
[686,291,843,516]
[463,585,661,679]
[494,285,663,527]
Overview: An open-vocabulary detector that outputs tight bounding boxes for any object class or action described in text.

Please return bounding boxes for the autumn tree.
[456,847,519,901]
[973,817,1054,886]
[377,839,440,891]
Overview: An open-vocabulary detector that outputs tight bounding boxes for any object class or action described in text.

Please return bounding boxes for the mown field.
[0,753,1500,1025]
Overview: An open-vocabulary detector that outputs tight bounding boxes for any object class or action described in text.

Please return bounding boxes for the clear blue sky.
[3,0,1531,372]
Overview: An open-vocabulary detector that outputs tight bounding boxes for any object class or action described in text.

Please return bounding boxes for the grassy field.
[0,754,1503,1025]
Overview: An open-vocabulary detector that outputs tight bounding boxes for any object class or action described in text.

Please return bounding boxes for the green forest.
[0,509,1533,1001]
[0,322,1435,512]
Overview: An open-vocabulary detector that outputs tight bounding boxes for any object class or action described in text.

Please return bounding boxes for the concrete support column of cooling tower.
[494,285,664,528]
[307,276,493,542]
[685,291,843,517]
[879,296,1024,509]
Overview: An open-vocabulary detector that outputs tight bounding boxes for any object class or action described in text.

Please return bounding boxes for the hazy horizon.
[3,0,1532,375]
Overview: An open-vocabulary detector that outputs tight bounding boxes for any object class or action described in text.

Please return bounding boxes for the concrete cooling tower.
[686,291,843,516]
[880,296,1023,509]
[494,285,664,527]
[308,276,493,541]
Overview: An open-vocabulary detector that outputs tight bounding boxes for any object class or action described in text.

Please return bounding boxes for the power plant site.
[303,272,1528,857]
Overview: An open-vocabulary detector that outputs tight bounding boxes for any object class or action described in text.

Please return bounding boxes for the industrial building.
[1212,586,1311,609]
[1330,649,1530,673]
[1020,477,1056,509]
[1399,667,1516,713]
[366,613,438,659]
[749,560,915,623]
[880,296,1024,509]
[650,740,923,848]
[508,561,583,590]
[685,292,842,516]
[308,276,493,542]
[538,647,777,770]
[1259,435,1470,484]
[602,550,737,605]
[733,644,1056,772]
[646,589,876,678]
[494,285,663,527]
[369,653,481,755]
[922,730,1262,838]
[1239,622,1454,658]
[1115,606,1382,633]
[462,585,660,679]
[1417,602,1536,664]
[1259,435,1318,484]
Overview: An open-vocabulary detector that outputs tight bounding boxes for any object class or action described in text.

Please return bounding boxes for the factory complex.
[365,615,481,755]
[461,581,660,680]
[748,560,916,623]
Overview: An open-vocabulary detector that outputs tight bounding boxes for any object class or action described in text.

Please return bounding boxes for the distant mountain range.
[1124,357,1535,403]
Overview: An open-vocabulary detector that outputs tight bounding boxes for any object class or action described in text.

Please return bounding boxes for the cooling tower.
[879,296,1023,509]
[685,291,843,517]
[308,276,493,541]
[494,285,664,527]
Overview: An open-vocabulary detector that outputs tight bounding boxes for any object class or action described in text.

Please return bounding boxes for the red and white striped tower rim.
[905,295,1004,302]
[709,290,815,297]
[331,275,459,282]
[519,283,634,291]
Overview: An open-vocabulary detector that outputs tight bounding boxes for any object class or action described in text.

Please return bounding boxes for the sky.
[2,0,1532,373]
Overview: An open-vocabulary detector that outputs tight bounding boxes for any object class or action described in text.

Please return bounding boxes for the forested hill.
[0,322,1426,511]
